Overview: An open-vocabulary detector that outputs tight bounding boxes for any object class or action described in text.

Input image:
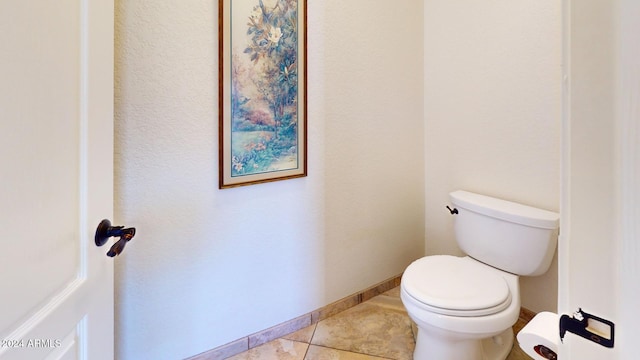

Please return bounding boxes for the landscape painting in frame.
[219,0,307,188]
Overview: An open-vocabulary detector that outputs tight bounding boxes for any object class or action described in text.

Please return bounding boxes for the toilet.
[401,190,559,360]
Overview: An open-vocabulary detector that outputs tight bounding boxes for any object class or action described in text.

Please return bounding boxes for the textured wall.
[114,0,424,359]
[423,0,561,312]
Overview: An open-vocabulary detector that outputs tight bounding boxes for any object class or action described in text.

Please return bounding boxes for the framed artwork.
[219,0,307,188]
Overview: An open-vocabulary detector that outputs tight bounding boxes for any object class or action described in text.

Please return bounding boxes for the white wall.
[113,0,424,359]
[423,0,561,312]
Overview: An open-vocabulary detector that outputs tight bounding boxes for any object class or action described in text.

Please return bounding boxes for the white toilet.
[401,190,559,360]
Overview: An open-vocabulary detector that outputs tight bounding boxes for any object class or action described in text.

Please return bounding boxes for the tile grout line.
[304,321,320,359]
[304,343,397,360]
[301,323,317,360]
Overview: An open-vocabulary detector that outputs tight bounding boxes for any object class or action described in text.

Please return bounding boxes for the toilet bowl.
[401,191,559,360]
[401,256,520,360]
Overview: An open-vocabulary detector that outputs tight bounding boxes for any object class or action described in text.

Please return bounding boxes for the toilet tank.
[450,190,559,276]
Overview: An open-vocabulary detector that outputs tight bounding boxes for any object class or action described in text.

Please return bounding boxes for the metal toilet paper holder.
[560,308,615,348]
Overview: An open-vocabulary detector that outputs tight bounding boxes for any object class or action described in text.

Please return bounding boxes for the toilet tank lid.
[450,191,559,229]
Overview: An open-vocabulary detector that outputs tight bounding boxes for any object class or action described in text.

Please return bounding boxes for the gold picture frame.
[219,0,307,188]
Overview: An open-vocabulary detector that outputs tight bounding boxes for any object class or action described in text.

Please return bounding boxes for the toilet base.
[481,328,514,360]
[413,326,514,360]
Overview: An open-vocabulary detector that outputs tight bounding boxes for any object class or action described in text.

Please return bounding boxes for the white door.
[1,0,115,359]
[560,0,640,359]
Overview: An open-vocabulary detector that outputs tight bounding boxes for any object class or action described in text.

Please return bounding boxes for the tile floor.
[226,287,530,359]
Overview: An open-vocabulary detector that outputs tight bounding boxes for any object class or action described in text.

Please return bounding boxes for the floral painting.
[219,0,307,188]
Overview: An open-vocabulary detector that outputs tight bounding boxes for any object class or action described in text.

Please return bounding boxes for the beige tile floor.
[227,287,530,360]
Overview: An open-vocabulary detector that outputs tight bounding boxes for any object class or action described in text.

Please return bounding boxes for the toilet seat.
[402,255,512,317]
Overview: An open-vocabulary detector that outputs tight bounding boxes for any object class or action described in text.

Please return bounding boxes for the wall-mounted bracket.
[560,308,614,348]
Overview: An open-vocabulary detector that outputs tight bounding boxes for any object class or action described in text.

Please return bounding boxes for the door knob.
[95,219,136,257]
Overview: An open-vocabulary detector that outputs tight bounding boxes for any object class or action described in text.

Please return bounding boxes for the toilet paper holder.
[560,308,614,348]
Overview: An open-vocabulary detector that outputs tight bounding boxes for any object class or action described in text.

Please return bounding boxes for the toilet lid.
[403,255,511,316]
